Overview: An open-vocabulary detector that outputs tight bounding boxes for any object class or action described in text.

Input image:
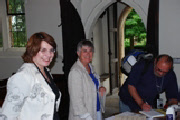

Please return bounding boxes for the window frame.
[0,0,25,56]
[5,0,27,48]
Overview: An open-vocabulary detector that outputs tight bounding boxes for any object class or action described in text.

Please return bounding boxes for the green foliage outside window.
[10,15,27,47]
[7,0,27,47]
[125,9,147,48]
[7,0,25,13]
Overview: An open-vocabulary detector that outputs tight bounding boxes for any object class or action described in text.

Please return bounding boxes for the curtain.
[59,0,85,119]
[146,0,159,57]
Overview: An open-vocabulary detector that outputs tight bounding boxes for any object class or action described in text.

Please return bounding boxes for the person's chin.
[43,62,50,66]
[86,59,92,63]
[83,60,90,63]
[155,73,163,77]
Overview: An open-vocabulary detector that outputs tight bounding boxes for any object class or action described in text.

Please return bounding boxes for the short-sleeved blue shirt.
[119,60,178,112]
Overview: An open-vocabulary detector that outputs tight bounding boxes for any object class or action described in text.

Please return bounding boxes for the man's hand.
[164,98,178,109]
[140,102,152,111]
[128,85,152,111]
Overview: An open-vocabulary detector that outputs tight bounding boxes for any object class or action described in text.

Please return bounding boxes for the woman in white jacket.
[1,32,61,120]
[68,40,106,120]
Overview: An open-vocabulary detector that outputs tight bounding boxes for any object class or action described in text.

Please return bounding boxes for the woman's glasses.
[39,48,55,54]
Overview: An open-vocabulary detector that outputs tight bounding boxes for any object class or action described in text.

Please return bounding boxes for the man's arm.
[128,85,152,111]
[164,70,178,108]
[164,98,178,109]
[168,98,178,105]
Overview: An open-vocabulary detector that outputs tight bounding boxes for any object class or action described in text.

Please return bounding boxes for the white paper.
[139,109,165,118]
[105,112,146,120]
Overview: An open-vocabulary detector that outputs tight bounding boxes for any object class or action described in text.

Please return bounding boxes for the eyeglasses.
[156,66,168,74]
[39,48,55,54]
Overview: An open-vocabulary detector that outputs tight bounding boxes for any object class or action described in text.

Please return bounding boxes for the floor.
[102,88,120,119]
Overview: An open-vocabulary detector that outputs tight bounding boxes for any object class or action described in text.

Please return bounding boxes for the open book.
[139,109,165,118]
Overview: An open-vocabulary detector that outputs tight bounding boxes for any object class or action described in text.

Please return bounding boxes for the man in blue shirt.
[119,54,178,112]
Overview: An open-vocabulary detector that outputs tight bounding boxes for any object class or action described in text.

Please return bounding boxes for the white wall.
[0,0,64,79]
[101,13,109,74]
[78,0,117,39]
[0,0,23,79]
[25,0,63,74]
[159,0,180,87]
[92,19,103,75]
[92,11,109,75]
[156,0,180,104]
[1,0,180,84]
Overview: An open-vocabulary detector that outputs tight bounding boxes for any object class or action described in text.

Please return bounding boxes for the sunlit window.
[6,0,27,47]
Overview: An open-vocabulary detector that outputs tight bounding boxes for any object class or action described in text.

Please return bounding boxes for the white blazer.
[1,63,61,120]
[68,59,103,120]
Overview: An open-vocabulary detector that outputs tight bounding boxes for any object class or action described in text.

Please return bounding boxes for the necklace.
[155,76,164,94]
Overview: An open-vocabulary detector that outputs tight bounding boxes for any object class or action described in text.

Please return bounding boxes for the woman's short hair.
[77,40,94,52]
[22,32,56,63]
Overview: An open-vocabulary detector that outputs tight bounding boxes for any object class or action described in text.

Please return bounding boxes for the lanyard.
[155,76,164,94]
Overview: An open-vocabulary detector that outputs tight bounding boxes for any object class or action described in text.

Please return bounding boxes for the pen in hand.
[143,101,152,111]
